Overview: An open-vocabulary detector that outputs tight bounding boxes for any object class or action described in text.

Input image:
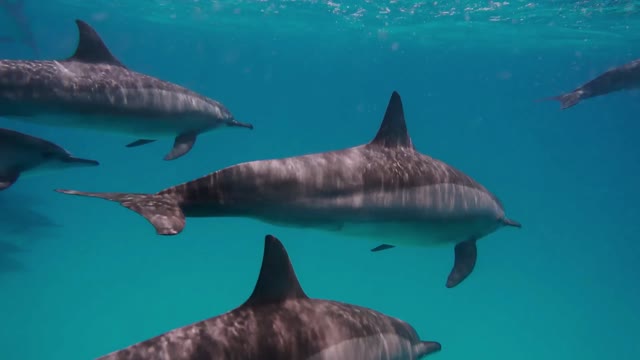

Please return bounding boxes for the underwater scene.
[1,0,639,359]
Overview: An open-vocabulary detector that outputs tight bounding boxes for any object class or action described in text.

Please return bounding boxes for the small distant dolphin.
[0,127,98,190]
[542,58,640,109]
[56,91,521,288]
[96,234,442,360]
[0,0,39,55]
[0,19,253,161]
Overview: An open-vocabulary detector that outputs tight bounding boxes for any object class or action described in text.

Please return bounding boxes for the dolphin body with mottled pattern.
[96,234,442,360]
[56,91,521,288]
[0,19,253,161]
[0,127,98,190]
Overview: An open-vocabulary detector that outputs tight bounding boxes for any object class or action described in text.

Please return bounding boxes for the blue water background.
[1,1,639,359]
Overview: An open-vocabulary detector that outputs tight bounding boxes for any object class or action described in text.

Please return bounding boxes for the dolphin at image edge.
[95,234,442,360]
[0,19,253,161]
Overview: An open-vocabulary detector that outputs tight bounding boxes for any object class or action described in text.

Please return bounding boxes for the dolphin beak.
[229,120,254,130]
[62,156,100,166]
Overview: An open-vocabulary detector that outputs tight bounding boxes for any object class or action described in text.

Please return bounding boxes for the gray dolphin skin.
[0,127,98,190]
[0,19,253,161]
[544,57,640,109]
[56,91,521,288]
[96,234,442,360]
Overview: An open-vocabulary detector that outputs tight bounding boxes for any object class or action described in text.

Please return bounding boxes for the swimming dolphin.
[542,57,640,109]
[0,0,38,55]
[0,19,253,161]
[0,127,98,190]
[95,234,442,360]
[56,91,521,288]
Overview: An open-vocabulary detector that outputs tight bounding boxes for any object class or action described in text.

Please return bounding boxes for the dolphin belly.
[306,333,423,360]
[255,183,505,246]
[9,112,209,138]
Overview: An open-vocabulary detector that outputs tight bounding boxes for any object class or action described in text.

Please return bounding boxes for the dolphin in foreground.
[96,234,442,360]
[0,127,98,190]
[0,19,253,161]
[541,57,640,109]
[56,91,521,288]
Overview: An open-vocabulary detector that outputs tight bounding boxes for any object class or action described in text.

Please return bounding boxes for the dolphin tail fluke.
[414,341,442,358]
[536,91,582,109]
[54,189,185,235]
[446,238,477,288]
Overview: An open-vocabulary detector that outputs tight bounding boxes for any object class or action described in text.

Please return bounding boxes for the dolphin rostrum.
[56,91,521,288]
[96,234,442,360]
[0,127,98,190]
[0,19,253,161]
[542,57,640,109]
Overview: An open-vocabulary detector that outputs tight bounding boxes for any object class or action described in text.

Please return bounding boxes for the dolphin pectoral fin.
[414,341,442,357]
[0,171,20,191]
[164,133,197,161]
[371,244,395,252]
[126,139,156,148]
[446,238,478,288]
[54,189,185,235]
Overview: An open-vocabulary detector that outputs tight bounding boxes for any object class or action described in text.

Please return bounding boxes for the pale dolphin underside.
[0,19,253,161]
[56,91,521,288]
[96,234,442,360]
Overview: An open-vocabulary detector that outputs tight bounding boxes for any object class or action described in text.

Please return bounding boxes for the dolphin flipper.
[164,133,197,161]
[0,171,20,191]
[446,238,477,288]
[126,139,156,148]
[54,189,185,235]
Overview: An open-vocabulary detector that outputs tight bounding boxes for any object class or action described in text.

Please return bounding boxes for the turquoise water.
[1,0,640,359]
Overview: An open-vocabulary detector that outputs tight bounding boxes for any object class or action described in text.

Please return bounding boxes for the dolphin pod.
[2,13,624,360]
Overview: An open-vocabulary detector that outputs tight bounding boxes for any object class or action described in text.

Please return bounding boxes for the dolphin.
[541,57,640,109]
[0,0,38,55]
[0,127,98,190]
[95,234,442,360]
[0,19,253,161]
[56,91,521,288]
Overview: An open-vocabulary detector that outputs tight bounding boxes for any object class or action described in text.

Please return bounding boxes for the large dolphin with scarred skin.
[95,234,442,360]
[56,91,521,288]
[0,127,98,190]
[0,19,253,161]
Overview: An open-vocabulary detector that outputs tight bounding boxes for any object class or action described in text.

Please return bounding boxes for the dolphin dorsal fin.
[242,235,308,307]
[369,91,414,149]
[66,19,126,68]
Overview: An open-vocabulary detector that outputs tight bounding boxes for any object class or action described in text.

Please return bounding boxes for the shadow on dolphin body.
[96,234,442,360]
